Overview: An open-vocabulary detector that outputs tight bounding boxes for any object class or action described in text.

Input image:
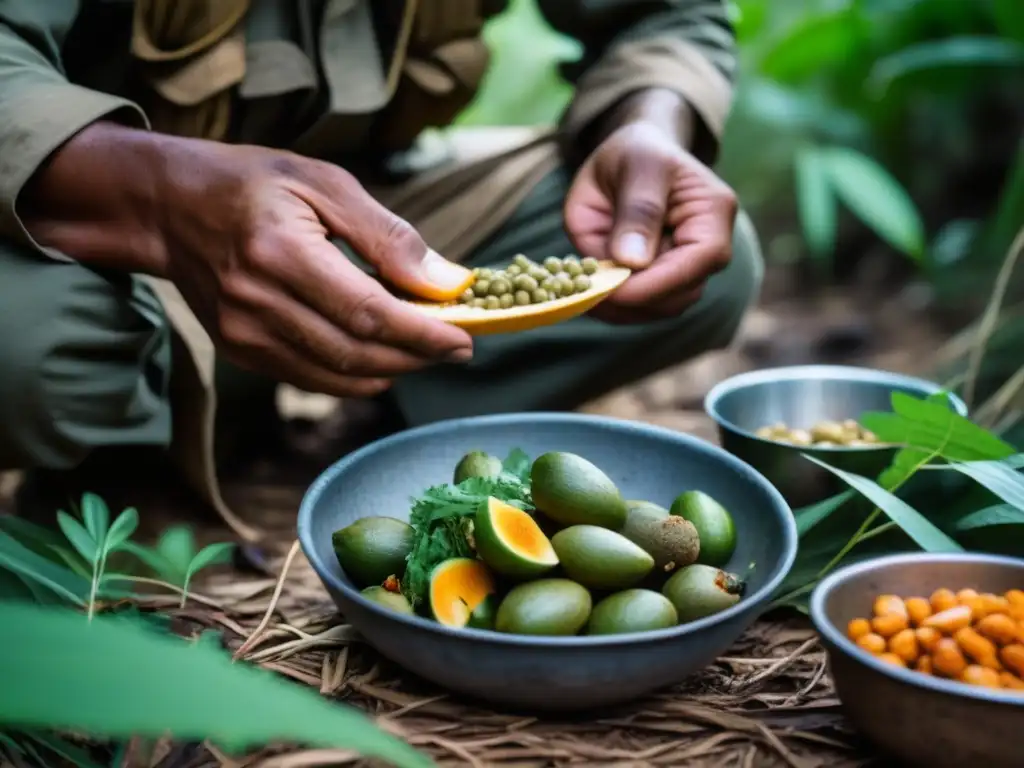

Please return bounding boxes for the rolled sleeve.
[0,10,149,258]
[539,0,736,163]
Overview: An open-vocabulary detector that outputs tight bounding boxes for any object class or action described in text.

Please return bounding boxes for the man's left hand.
[564,121,738,324]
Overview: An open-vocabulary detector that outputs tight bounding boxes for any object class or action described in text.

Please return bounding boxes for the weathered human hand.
[564,121,738,324]
[156,144,475,396]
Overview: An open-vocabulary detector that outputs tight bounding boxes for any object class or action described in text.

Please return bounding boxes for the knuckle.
[345,292,386,340]
[382,215,423,257]
[243,234,282,274]
[216,307,254,349]
[622,197,666,228]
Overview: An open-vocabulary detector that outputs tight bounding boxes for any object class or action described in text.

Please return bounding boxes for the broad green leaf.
[794,490,854,536]
[869,36,1024,93]
[0,517,67,558]
[945,459,1024,510]
[80,493,110,542]
[157,526,197,575]
[0,571,38,602]
[758,9,864,83]
[821,148,925,259]
[803,456,964,553]
[861,392,1016,461]
[953,503,1024,531]
[794,147,837,258]
[184,543,235,590]
[993,0,1024,42]
[0,603,431,767]
[57,511,97,565]
[501,448,532,484]
[104,508,139,554]
[0,530,89,606]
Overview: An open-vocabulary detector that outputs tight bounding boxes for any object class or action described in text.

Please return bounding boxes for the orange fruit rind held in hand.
[408,253,631,336]
[412,248,477,303]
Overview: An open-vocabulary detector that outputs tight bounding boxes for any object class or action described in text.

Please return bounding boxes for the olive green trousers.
[0,167,762,471]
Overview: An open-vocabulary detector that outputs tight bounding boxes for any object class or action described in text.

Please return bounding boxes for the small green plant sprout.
[54,493,139,620]
[122,525,235,607]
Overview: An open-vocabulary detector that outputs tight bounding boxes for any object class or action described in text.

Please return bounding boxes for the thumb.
[609,156,672,269]
[310,170,473,301]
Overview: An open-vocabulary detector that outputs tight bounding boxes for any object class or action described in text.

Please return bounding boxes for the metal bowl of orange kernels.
[810,553,1024,768]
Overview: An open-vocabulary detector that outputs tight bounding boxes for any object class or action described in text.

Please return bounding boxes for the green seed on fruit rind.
[543,256,563,273]
[581,257,599,274]
[514,290,531,306]
[489,278,511,296]
[484,296,501,309]
[515,275,539,292]
[573,275,592,293]
[499,293,515,308]
[532,288,550,304]
[473,280,490,297]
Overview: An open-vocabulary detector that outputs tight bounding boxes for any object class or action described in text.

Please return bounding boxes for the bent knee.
[0,250,172,469]
[697,209,764,350]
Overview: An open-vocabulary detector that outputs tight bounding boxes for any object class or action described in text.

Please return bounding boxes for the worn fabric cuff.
[0,83,149,260]
[562,36,733,164]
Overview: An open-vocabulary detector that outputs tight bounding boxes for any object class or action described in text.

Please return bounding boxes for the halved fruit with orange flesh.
[474,497,559,579]
[428,557,497,628]
[408,261,631,336]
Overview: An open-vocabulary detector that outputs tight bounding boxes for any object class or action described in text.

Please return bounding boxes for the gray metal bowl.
[704,365,968,507]
[298,413,797,712]
[810,553,1024,768]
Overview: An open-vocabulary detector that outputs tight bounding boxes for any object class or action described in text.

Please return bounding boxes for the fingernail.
[423,248,473,289]
[616,233,651,267]
[446,347,473,363]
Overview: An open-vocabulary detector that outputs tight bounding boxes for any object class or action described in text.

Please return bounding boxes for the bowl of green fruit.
[298,413,797,711]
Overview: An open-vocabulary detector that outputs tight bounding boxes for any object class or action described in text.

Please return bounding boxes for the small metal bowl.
[298,413,798,712]
[704,365,968,507]
[810,553,1024,768]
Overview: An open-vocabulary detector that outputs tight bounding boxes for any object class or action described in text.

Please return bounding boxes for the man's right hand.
[23,123,474,397]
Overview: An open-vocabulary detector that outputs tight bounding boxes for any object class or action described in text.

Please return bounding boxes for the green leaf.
[80,493,110,542]
[0,603,431,767]
[104,508,139,554]
[758,9,864,83]
[861,392,1016,461]
[869,36,1024,94]
[184,543,235,590]
[57,511,97,565]
[501,448,532,484]
[803,456,965,553]
[157,526,197,575]
[794,490,855,537]
[794,147,837,258]
[49,546,94,580]
[953,503,1024,531]
[820,148,925,259]
[993,0,1024,42]
[120,542,176,582]
[944,458,1024,510]
[0,529,89,606]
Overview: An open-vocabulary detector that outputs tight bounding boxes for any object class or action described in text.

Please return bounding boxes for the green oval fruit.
[620,501,700,572]
[474,497,559,579]
[495,579,592,636]
[531,452,627,529]
[669,491,737,567]
[550,525,654,590]
[332,517,414,587]
[586,589,678,635]
[467,594,498,630]
[361,586,415,615]
[662,564,745,623]
[453,451,503,484]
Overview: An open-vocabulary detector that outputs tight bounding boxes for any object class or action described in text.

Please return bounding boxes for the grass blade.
[803,455,964,552]
[793,490,854,537]
[0,530,89,606]
[0,603,432,767]
[945,459,1024,510]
